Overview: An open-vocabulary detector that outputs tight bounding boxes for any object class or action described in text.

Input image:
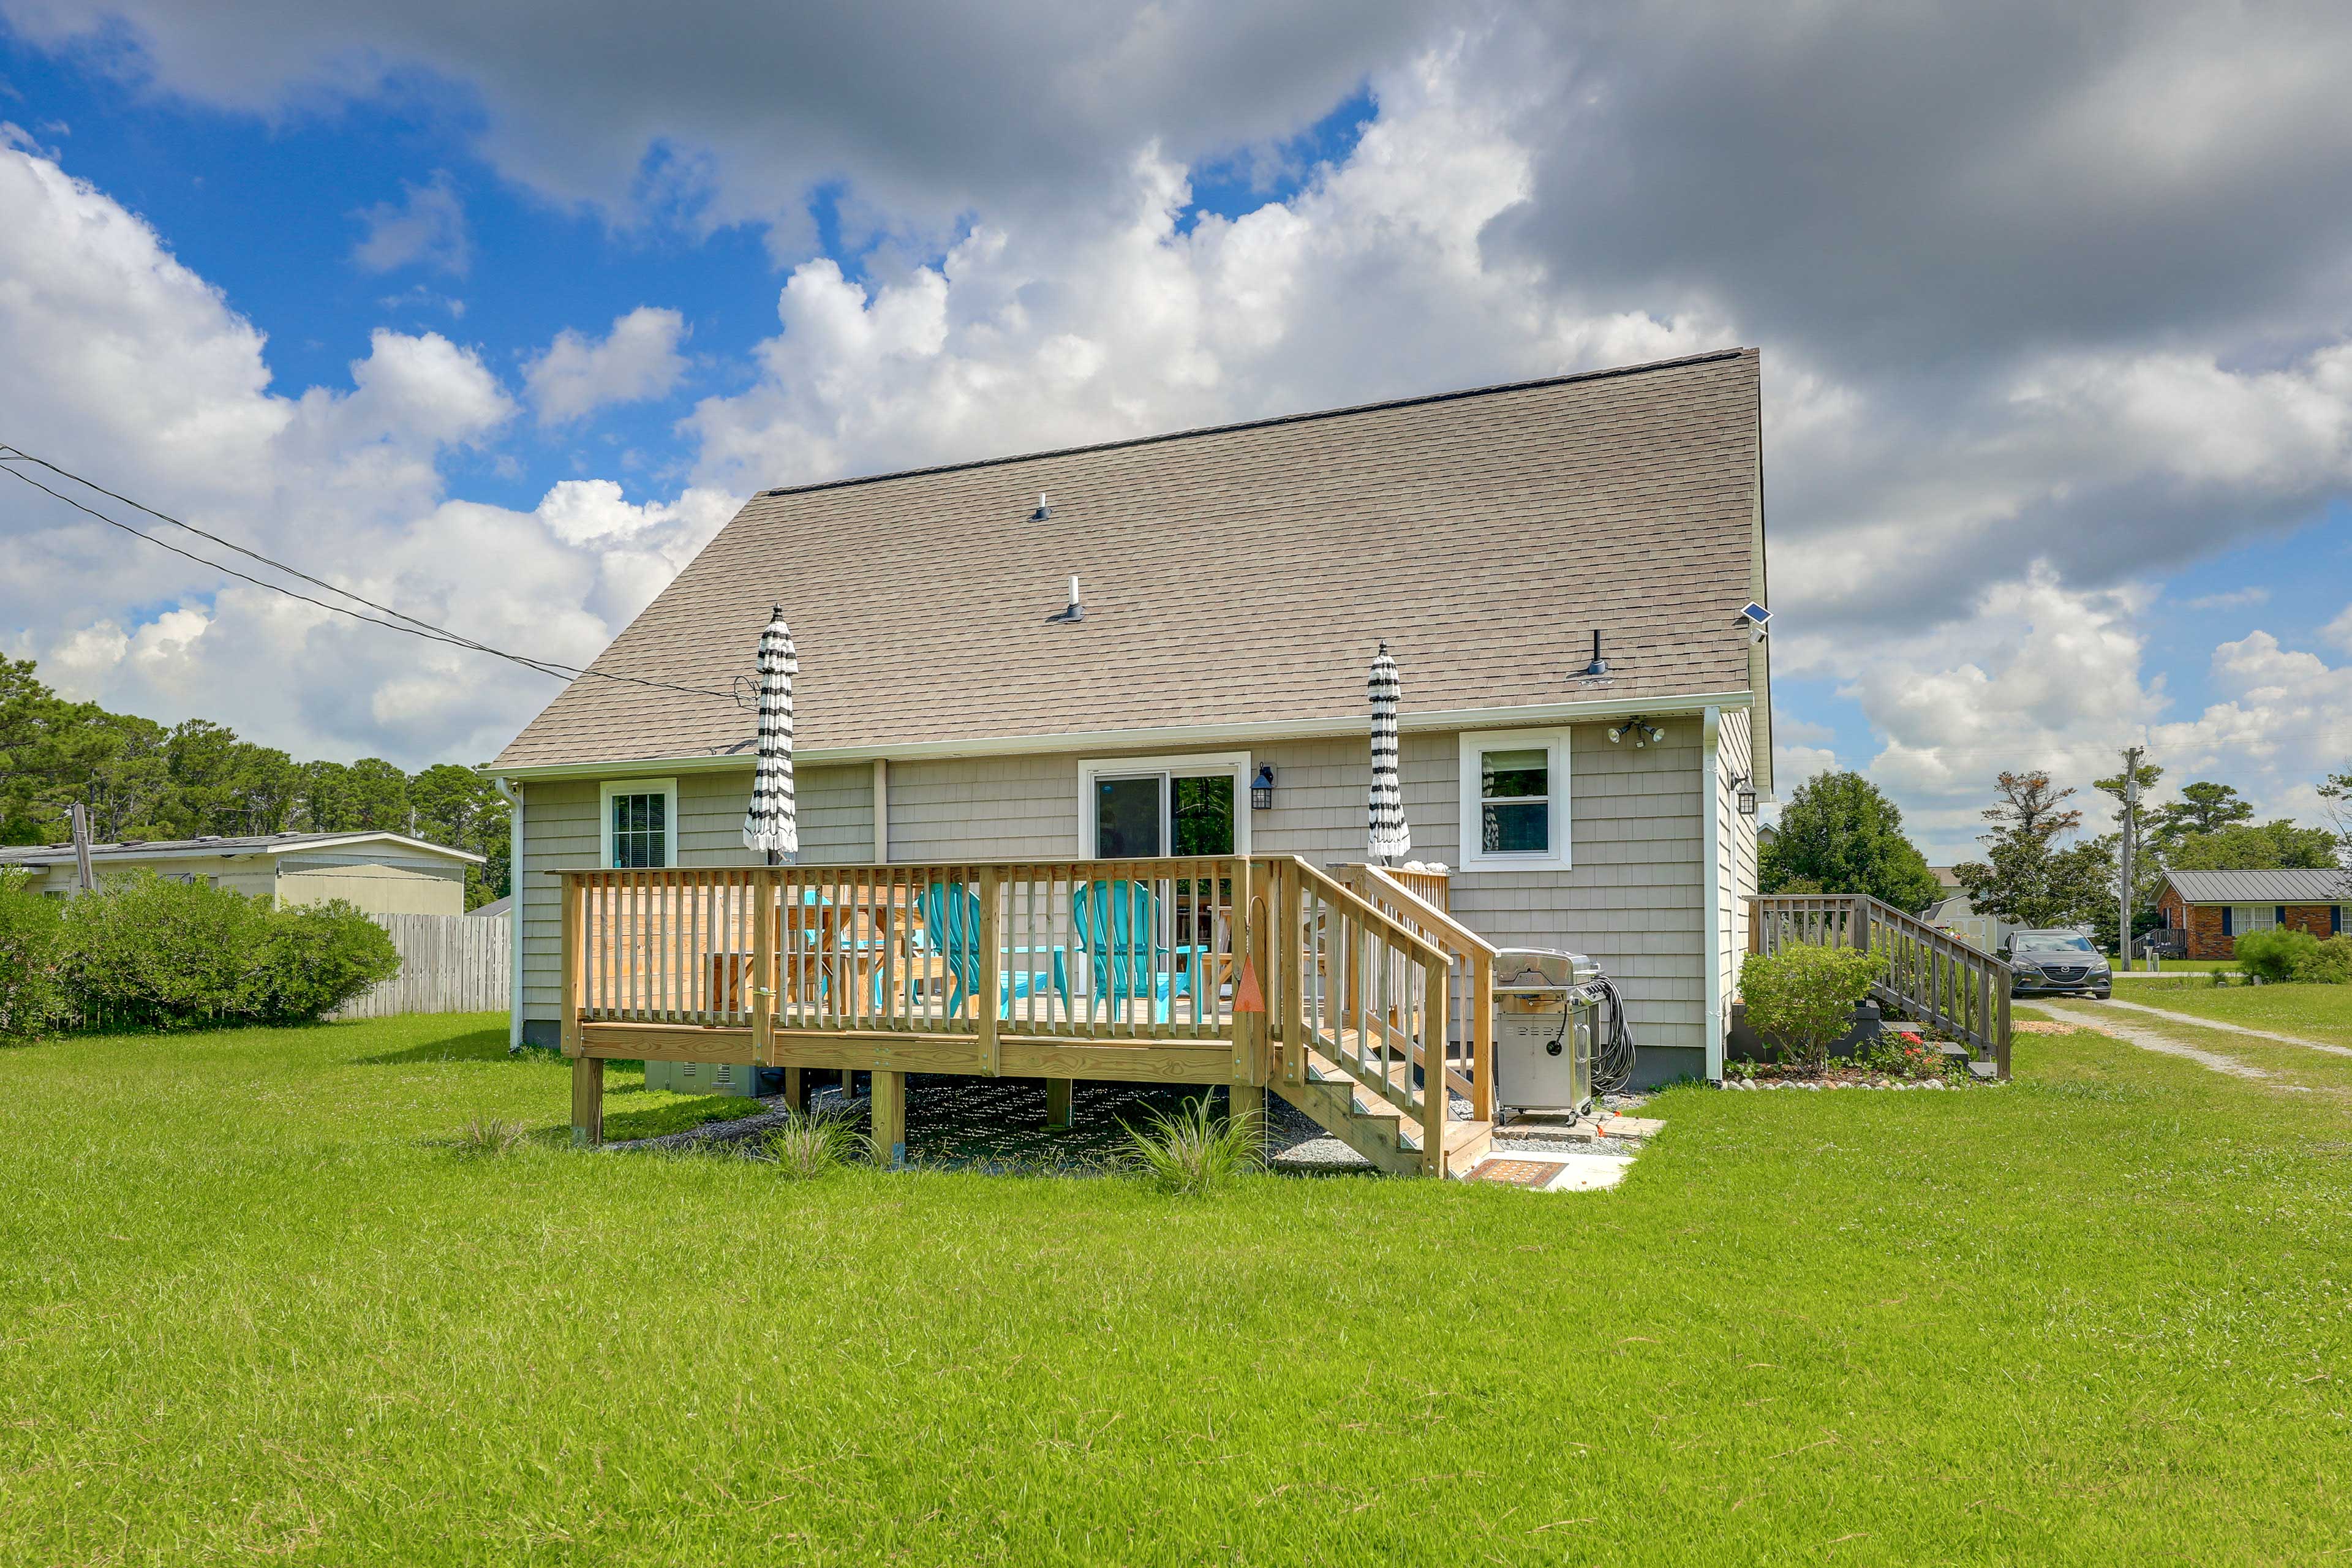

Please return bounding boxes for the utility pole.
[69,802,95,893]
[2118,745,2144,967]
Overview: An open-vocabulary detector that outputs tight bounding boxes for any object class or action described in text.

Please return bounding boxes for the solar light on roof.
[1737,601,1772,643]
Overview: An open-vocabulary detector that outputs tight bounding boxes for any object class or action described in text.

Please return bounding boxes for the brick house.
[2155,868,2351,959]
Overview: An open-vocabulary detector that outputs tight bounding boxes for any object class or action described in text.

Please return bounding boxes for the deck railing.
[566,859,1253,1041]
[1745,893,2011,1077]
[1335,864,1493,1123]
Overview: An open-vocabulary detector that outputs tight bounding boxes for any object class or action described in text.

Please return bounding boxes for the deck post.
[1228,1080,1265,1163]
[1278,859,1304,1085]
[1471,941,1494,1123]
[976,865,1001,1076]
[1045,1078,1072,1128]
[1996,978,2012,1081]
[871,1068,907,1168]
[784,1065,804,1110]
[559,873,581,1057]
[570,1055,604,1148]
[1420,956,1449,1176]
[751,867,777,1069]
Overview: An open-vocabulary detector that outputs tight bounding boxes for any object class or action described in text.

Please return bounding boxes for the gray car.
[1999,930,2111,998]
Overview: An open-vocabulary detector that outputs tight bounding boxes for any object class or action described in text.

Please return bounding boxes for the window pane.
[1482,748,1548,800]
[1482,801,1548,854]
[1171,775,1234,856]
[1095,777,1164,858]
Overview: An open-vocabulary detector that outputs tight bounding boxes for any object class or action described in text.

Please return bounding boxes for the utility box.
[1491,948,1600,1114]
[643,1059,772,1099]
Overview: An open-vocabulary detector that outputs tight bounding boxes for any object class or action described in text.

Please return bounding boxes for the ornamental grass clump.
[1738,942,1887,1071]
[449,1117,530,1157]
[763,1110,867,1179]
[1120,1095,1262,1194]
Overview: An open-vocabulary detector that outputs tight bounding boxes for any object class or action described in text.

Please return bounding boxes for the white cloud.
[523,307,690,426]
[0,144,726,767]
[2180,587,2271,611]
[687,56,1722,492]
[352,171,469,276]
[2324,601,2352,654]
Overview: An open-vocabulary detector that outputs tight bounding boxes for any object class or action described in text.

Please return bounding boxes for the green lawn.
[4,1015,2351,1564]
[2100,981,2352,1049]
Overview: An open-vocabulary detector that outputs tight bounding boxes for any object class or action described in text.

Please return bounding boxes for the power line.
[0,445,736,702]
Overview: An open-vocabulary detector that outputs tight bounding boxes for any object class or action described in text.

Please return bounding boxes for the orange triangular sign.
[1235,956,1266,1014]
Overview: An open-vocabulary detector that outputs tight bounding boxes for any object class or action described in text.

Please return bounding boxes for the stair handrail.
[1744,892,2012,1079]
[1281,857,1458,1173]
[1337,864,1495,1121]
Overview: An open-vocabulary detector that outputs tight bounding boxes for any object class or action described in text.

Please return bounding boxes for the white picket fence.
[334,912,510,1019]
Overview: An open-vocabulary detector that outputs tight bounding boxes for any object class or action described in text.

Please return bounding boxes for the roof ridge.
[756,347,1753,500]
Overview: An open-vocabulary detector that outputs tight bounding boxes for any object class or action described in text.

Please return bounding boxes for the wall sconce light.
[1251,764,1275,810]
[1730,772,1758,815]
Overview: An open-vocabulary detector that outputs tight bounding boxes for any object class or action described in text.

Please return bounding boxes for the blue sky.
[3,4,2351,861]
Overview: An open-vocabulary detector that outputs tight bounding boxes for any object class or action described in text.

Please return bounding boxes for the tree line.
[0,657,509,908]
[1762,760,2351,944]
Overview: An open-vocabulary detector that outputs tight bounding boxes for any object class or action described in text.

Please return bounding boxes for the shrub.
[763,1110,867,1178]
[251,899,400,1022]
[1121,1095,1261,1194]
[2234,927,2319,985]
[0,868,64,1038]
[1738,943,1887,1071]
[53,873,399,1030]
[2291,935,2352,985]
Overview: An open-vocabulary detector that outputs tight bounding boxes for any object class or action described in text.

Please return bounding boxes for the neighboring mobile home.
[0,830,481,914]
[488,349,1773,1174]
[2155,868,2351,959]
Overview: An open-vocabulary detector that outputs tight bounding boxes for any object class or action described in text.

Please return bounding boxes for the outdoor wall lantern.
[1251,765,1276,810]
[1729,772,1758,815]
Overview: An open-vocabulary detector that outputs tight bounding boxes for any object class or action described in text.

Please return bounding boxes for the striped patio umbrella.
[1366,641,1410,862]
[741,605,799,860]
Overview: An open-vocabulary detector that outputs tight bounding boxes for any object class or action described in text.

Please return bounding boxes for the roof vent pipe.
[1046,575,1085,625]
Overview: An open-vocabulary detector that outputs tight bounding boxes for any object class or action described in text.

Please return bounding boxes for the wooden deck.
[556,855,1498,1176]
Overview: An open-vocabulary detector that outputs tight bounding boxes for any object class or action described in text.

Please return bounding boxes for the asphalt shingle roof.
[492,349,1766,770]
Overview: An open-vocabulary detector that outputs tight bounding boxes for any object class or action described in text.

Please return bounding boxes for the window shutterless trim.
[598,777,678,870]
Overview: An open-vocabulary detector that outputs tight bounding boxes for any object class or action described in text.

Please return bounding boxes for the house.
[486,349,1771,1175]
[1921,867,2011,953]
[2155,868,2351,959]
[0,830,483,914]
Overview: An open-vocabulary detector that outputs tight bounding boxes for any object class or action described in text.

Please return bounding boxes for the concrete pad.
[1470,1144,1634,1191]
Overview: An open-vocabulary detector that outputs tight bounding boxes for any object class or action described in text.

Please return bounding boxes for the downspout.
[494,776,524,1054]
[1700,706,1724,1084]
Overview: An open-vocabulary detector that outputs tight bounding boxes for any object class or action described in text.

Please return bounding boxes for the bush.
[2234,927,2319,985]
[2290,935,2352,985]
[0,868,64,1038]
[1121,1095,1261,1194]
[53,873,398,1030]
[251,899,401,1022]
[1738,943,1887,1070]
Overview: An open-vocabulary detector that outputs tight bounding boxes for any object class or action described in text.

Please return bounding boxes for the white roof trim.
[482,688,1757,783]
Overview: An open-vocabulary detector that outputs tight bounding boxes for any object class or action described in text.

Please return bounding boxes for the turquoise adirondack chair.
[1071,879,1210,1023]
[908,881,1069,1017]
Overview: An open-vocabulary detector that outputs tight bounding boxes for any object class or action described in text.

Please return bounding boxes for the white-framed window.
[600,778,678,869]
[1075,752,1251,858]
[2233,905,2276,935]
[1457,728,1571,871]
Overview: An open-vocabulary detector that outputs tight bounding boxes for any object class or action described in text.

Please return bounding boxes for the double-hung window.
[601,778,677,869]
[1457,729,1570,870]
[2231,905,2276,936]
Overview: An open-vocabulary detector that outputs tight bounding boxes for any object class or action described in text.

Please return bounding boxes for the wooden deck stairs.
[1264,865,1502,1178]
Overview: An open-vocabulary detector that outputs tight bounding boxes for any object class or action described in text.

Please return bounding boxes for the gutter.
[480,687,1758,784]
[493,776,524,1054]
[1701,704,1725,1085]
